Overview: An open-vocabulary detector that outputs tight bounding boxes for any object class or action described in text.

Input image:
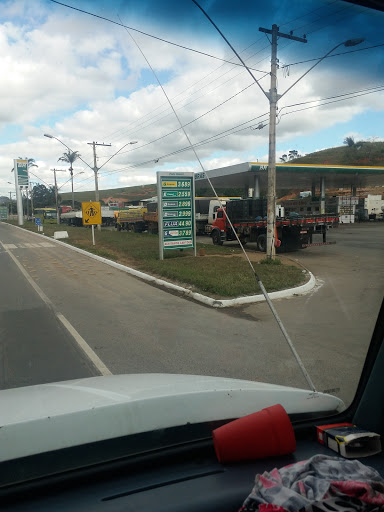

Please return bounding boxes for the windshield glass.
[0,0,383,459]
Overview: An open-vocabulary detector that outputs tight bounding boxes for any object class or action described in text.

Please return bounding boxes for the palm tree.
[58,150,81,209]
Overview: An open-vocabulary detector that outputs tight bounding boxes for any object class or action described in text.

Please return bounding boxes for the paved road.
[0,222,382,406]
[0,235,96,389]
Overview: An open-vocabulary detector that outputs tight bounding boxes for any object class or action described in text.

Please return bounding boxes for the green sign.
[0,207,8,220]
[14,159,29,187]
[157,172,196,258]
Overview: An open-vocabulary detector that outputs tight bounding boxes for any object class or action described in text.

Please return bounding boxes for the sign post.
[157,171,196,260]
[81,201,102,246]
[13,159,29,226]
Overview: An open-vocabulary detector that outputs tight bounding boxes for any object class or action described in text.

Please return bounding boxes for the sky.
[0,0,383,197]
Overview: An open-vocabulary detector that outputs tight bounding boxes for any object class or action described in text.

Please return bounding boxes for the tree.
[32,184,57,208]
[280,154,288,162]
[289,150,299,160]
[58,150,81,209]
[343,136,355,147]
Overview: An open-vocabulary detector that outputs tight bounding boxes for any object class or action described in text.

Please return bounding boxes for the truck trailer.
[211,199,339,252]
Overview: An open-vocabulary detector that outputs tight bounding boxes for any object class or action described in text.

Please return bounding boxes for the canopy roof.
[195,163,384,191]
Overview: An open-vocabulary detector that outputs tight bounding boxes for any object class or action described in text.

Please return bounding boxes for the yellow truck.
[115,207,147,232]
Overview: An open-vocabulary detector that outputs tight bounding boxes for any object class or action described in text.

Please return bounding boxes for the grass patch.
[259,257,282,265]
[7,221,306,298]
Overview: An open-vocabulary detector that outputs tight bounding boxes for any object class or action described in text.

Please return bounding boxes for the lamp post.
[44,134,138,227]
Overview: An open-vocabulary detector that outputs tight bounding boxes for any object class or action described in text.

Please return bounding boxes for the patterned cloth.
[240,454,384,512]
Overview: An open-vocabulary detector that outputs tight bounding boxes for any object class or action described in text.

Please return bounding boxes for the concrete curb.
[6,223,317,308]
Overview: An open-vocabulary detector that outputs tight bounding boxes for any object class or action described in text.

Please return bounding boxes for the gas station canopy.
[195,162,384,192]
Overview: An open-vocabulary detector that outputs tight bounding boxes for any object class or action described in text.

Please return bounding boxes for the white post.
[253,175,260,199]
[14,160,24,226]
[92,224,95,245]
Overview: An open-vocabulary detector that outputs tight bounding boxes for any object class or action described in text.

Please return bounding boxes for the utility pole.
[259,24,307,258]
[87,141,111,230]
[51,168,65,224]
[30,183,34,218]
[8,192,15,216]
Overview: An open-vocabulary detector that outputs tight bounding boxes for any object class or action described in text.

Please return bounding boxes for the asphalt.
[0,221,382,406]
[0,234,97,389]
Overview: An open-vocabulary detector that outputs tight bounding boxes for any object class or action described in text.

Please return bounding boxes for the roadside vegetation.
[8,220,307,298]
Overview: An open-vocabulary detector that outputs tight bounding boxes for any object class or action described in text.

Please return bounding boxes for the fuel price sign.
[157,172,196,259]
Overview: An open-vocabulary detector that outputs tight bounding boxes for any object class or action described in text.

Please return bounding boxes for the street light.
[44,133,94,172]
[45,134,138,218]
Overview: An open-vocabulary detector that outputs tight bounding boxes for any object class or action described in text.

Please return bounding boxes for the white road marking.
[0,240,112,377]
[1,242,56,250]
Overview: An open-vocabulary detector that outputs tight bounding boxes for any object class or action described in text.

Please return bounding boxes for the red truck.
[210,199,338,252]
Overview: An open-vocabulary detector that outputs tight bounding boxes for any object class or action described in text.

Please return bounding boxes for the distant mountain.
[290,141,384,166]
[60,184,157,204]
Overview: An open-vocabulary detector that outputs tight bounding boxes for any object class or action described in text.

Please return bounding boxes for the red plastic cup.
[212,404,296,463]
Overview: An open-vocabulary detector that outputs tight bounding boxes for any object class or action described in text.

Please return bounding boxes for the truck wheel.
[212,230,223,246]
[256,234,266,252]
[116,224,122,232]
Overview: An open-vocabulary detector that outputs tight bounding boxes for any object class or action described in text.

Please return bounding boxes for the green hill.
[291,141,384,166]
[60,184,157,204]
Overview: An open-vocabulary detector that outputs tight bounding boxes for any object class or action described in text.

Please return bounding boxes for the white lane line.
[56,314,112,376]
[39,242,55,247]
[2,244,17,249]
[0,241,112,376]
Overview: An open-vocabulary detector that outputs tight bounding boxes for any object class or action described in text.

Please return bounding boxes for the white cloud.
[0,1,383,196]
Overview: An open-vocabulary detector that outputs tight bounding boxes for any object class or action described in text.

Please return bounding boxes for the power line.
[50,0,347,154]
[50,0,267,73]
[95,85,384,181]
[282,43,384,68]
[279,0,339,28]
[74,82,384,190]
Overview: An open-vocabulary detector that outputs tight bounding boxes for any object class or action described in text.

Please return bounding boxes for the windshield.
[0,0,383,465]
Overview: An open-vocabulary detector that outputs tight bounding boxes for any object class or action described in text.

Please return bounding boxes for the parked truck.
[115,207,148,232]
[210,199,339,252]
[61,207,115,226]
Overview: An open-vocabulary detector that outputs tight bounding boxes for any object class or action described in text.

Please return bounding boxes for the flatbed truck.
[211,199,338,252]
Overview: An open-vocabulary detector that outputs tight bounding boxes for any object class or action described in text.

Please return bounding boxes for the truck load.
[115,207,148,232]
[211,199,339,252]
[61,207,115,226]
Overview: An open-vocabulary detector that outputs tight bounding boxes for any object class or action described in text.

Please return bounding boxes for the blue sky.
[0,0,383,196]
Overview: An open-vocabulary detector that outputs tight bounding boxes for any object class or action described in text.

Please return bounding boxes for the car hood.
[0,374,344,462]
